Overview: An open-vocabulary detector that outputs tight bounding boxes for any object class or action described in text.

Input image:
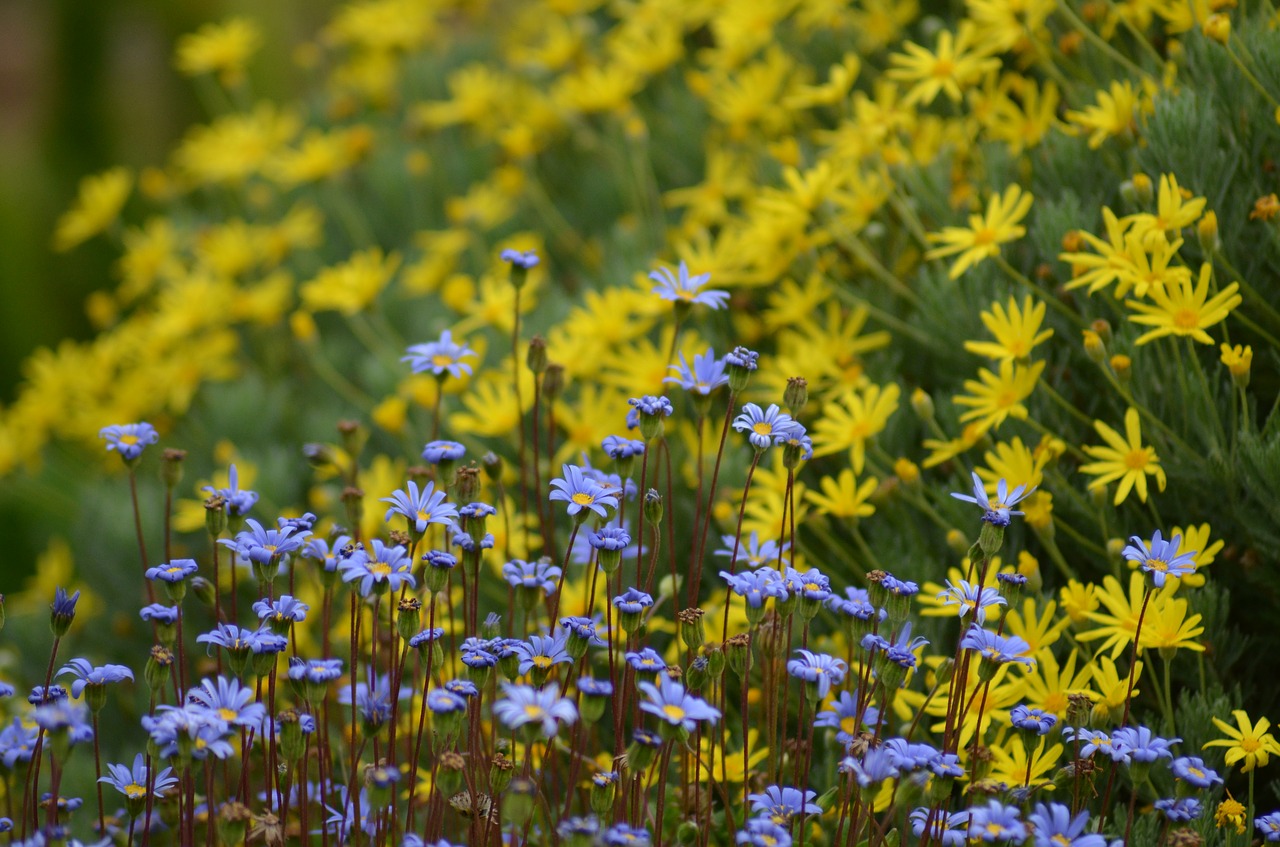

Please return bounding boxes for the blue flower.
[140,603,179,624]
[287,658,344,685]
[549,464,619,519]
[100,753,179,801]
[1171,755,1222,788]
[725,346,758,370]
[492,683,577,738]
[638,676,720,733]
[747,786,821,825]
[603,823,651,847]
[721,569,786,608]
[950,471,1035,526]
[204,464,258,518]
[714,532,790,569]
[444,679,479,699]
[602,435,646,460]
[814,690,879,745]
[403,331,476,379]
[733,403,800,451]
[1154,797,1201,823]
[428,689,467,714]
[560,616,607,647]
[422,440,466,464]
[665,348,729,395]
[501,249,540,269]
[143,707,235,761]
[1025,803,1106,846]
[910,808,969,846]
[786,650,846,699]
[1110,725,1178,763]
[841,746,900,788]
[99,422,159,462]
[220,518,310,565]
[382,480,458,534]
[513,632,574,675]
[649,262,728,309]
[408,629,445,650]
[882,739,941,772]
[936,579,1007,625]
[186,676,267,729]
[0,719,38,767]
[628,395,674,418]
[253,595,310,626]
[1010,705,1057,735]
[578,677,614,697]
[56,659,134,699]
[503,559,561,594]
[1121,530,1198,588]
[145,558,199,583]
[625,648,666,673]
[736,818,792,847]
[960,624,1035,668]
[967,800,1026,843]
[1258,811,1280,842]
[338,539,415,596]
[28,684,68,705]
[862,621,929,669]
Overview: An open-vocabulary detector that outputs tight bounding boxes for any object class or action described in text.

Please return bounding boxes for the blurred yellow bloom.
[887,22,1000,107]
[1165,523,1222,588]
[1080,407,1165,505]
[1204,711,1280,772]
[300,248,401,316]
[1220,343,1253,385]
[1126,263,1241,345]
[1004,597,1070,654]
[53,167,132,252]
[988,738,1063,788]
[1127,173,1207,246]
[175,104,300,185]
[1065,80,1148,148]
[978,436,1051,493]
[325,0,436,52]
[964,295,1053,361]
[953,359,1044,432]
[1010,647,1094,718]
[922,422,986,468]
[1059,579,1099,625]
[1089,654,1141,723]
[174,17,262,86]
[805,469,878,520]
[811,382,900,472]
[926,184,1034,279]
[1080,572,1170,660]
[1138,594,1205,654]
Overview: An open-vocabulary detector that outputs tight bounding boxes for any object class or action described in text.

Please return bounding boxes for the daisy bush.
[4,2,1280,846]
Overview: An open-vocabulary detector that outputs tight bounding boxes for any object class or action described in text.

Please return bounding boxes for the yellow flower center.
[931,58,955,79]
[523,704,545,719]
[1124,448,1152,470]
[125,784,146,800]
[1172,308,1200,329]
[370,562,392,577]
[219,707,238,721]
[753,422,773,436]
[571,492,595,506]
[120,434,139,445]
[972,227,997,246]
[1240,737,1260,753]
[532,656,553,669]
[431,354,454,367]
[1145,557,1167,572]
[662,704,687,722]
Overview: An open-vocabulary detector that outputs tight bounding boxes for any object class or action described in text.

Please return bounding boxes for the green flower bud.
[437,752,466,799]
[161,448,187,490]
[784,377,808,415]
[527,335,548,375]
[643,489,663,525]
[490,753,514,794]
[217,802,252,847]
[503,777,537,827]
[542,363,565,400]
[145,646,173,692]
[590,771,618,817]
[397,597,422,641]
[677,608,705,653]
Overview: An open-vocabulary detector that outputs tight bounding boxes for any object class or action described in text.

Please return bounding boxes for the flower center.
[571,492,595,506]
[1172,308,1200,329]
[522,704,545,719]
[1124,448,1152,470]
[431,354,453,367]
[370,562,392,577]
[972,227,997,246]
[662,704,687,722]
[125,783,146,800]
[532,656,553,669]
[120,434,139,445]
[752,422,773,436]
[219,708,238,722]
[1144,557,1167,572]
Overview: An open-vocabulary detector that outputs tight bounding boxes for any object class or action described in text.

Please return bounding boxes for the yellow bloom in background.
[978,436,1051,492]
[887,22,999,107]
[1126,263,1241,345]
[174,17,262,86]
[299,248,401,316]
[1168,523,1223,588]
[1204,711,1280,772]
[988,738,1063,788]
[926,184,1034,279]
[1079,571,1159,660]
[953,359,1045,432]
[1060,207,1135,295]
[1004,597,1070,654]
[1138,594,1205,654]
[1009,647,1095,718]
[1080,407,1166,505]
[964,295,1053,361]
[1127,173,1207,246]
[811,382,900,473]
[1111,231,1192,300]
[805,469,878,520]
[271,127,367,186]
[1065,79,1147,148]
[325,0,436,53]
[175,104,301,185]
[922,421,987,468]
[1220,343,1253,385]
[52,167,132,252]
[1090,654,1142,724]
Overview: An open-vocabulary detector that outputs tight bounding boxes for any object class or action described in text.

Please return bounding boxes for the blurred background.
[0,0,332,397]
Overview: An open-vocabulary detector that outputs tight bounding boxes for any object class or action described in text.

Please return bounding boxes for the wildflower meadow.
[4,1,1280,845]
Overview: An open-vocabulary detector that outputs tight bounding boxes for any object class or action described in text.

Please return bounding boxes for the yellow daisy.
[811,382,901,473]
[926,184,1034,279]
[1079,407,1166,505]
[1126,262,1241,345]
[964,295,1054,361]
[804,469,878,520]
[1203,710,1280,773]
[952,359,1045,432]
[887,22,1000,107]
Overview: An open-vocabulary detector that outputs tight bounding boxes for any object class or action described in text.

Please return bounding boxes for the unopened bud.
[527,335,548,375]
[542,363,565,399]
[161,448,187,489]
[784,377,808,415]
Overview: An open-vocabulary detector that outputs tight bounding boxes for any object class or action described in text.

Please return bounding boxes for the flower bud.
[205,495,227,538]
[302,442,335,469]
[190,577,217,609]
[146,645,173,692]
[397,597,422,641]
[644,489,663,525]
[337,420,364,460]
[490,753,514,794]
[436,752,465,799]
[527,336,548,375]
[218,802,251,847]
[503,777,538,827]
[278,709,306,762]
[542,363,566,400]
[590,771,618,817]
[1110,354,1131,387]
[726,633,751,677]
[676,819,699,847]
[161,448,187,490]
[677,608,706,653]
[1197,211,1220,254]
[1132,173,1154,206]
[1204,13,1230,43]
[784,377,808,415]
[482,451,503,480]
[1082,330,1106,366]
[910,388,934,421]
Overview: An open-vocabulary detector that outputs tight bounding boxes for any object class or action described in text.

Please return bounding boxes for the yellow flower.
[175,104,300,185]
[1220,343,1253,383]
[174,17,262,86]
[1059,207,1136,295]
[52,167,132,253]
[805,469,878,520]
[1138,594,1205,654]
[978,436,1051,493]
[811,383,900,473]
[953,359,1045,432]
[1112,231,1193,300]
[964,295,1054,361]
[1204,710,1280,772]
[926,184,1034,279]
[886,22,1000,107]
[1079,572,1159,660]
[922,422,987,468]
[1168,523,1223,588]
[1079,407,1166,505]
[988,738,1063,788]
[1126,173,1208,246]
[1059,579,1099,625]
[1009,647,1095,718]
[1089,653,1142,724]
[1250,193,1280,221]
[1126,262,1241,345]
[1215,793,1247,833]
[299,249,401,316]
[1065,80,1148,148]
[1004,598,1070,654]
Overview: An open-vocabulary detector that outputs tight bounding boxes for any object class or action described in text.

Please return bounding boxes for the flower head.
[747,786,821,825]
[549,464,619,519]
[1121,530,1197,589]
[665,348,729,395]
[382,480,458,534]
[99,423,159,463]
[1080,408,1166,505]
[951,471,1034,526]
[1204,709,1280,773]
[786,650,847,699]
[638,676,720,733]
[403,331,476,379]
[492,683,577,738]
[925,184,1033,278]
[649,262,728,309]
[733,403,800,451]
[56,659,134,699]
